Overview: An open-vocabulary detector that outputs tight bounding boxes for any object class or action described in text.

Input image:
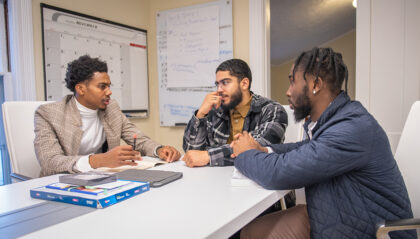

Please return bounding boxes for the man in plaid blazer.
[35,55,180,176]
[182,59,288,167]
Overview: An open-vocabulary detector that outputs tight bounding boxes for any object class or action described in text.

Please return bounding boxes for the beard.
[290,85,312,122]
[221,87,243,111]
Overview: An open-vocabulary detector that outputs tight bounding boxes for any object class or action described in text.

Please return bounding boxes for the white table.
[0,161,289,239]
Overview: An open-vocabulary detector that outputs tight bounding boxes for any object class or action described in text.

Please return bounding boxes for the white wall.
[356,0,420,153]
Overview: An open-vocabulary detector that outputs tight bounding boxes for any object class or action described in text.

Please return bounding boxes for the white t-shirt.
[307,121,317,140]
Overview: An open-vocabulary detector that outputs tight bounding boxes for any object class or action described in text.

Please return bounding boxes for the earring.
[313,90,316,94]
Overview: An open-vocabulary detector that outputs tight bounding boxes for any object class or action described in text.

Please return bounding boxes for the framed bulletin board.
[41,4,149,117]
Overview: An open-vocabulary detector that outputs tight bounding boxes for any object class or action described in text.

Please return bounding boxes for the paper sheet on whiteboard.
[157,0,233,126]
[166,6,219,88]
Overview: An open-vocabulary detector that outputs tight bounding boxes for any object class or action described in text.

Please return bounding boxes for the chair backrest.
[282,105,304,143]
[2,101,51,179]
[394,101,420,218]
[282,105,306,205]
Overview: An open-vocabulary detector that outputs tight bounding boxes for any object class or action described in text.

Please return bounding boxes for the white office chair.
[282,105,306,205]
[376,101,420,238]
[283,105,304,144]
[2,101,51,181]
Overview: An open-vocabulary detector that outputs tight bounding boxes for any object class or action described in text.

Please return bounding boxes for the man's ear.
[240,78,250,90]
[312,76,324,95]
[75,83,85,96]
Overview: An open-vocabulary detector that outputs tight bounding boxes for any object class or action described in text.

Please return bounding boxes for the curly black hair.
[216,59,252,90]
[65,55,108,93]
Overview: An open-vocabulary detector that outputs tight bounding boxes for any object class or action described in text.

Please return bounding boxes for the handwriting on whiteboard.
[166,5,219,88]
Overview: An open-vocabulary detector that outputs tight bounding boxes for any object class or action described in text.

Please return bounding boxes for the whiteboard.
[41,4,149,117]
[157,0,233,126]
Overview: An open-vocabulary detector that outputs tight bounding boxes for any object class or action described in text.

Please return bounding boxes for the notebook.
[96,156,168,172]
[116,169,182,187]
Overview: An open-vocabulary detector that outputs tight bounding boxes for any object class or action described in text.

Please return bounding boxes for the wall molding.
[0,0,8,73]
[8,0,36,100]
[249,0,270,98]
[356,0,420,153]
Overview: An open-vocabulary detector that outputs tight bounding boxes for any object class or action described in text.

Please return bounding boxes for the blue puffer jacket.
[235,92,415,238]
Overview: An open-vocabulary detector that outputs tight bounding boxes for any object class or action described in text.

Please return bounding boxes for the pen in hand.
[132,134,137,163]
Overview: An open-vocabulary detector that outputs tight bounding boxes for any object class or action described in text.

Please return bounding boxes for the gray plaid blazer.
[34,95,160,176]
[183,93,288,166]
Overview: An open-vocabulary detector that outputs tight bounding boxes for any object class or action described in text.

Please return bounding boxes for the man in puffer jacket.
[231,47,415,239]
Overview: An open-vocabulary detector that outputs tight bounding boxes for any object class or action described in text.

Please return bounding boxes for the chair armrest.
[376,218,420,239]
[10,173,33,182]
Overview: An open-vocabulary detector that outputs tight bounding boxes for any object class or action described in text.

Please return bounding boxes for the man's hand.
[157,146,181,162]
[182,150,210,167]
[230,131,267,157]
[196,91,222,118]
[89,145,141,168]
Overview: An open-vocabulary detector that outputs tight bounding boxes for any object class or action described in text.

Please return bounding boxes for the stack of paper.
[230,168,260,187]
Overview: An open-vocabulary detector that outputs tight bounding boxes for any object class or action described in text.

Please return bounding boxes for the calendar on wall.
[41,4,149,116]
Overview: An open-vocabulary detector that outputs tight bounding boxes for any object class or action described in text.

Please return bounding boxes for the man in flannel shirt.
[182,59,288,167]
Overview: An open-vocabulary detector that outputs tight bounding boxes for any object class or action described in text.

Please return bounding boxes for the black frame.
[40,3,149,114]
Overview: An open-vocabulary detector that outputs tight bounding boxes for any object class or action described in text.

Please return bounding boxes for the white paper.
[96,156,167,172]
[230,168,261,187]
[166,5,220,88]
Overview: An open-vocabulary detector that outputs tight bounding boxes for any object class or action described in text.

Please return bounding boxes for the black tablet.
[116,169,182,187]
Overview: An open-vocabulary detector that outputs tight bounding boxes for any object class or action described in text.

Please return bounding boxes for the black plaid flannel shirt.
[183,94,288,166]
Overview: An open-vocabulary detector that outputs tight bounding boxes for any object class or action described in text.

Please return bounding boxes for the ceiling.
[270,0,356,66]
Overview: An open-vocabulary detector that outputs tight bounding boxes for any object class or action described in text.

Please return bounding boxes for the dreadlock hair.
[293,47,348,94]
